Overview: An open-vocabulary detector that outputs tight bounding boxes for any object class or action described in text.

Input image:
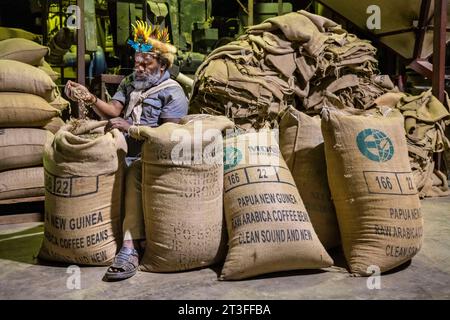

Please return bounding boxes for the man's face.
[134,52,161,80]
[133,52,164,89]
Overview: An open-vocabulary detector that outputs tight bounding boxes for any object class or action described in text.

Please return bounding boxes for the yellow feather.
[130,20,174,51]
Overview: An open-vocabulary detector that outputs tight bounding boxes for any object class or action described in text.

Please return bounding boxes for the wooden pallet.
[0,196,45,225]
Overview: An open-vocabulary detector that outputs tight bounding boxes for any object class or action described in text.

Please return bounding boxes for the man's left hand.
[105,118,131,133]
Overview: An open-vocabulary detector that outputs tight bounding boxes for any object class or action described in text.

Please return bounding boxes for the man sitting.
[65,21,188,281]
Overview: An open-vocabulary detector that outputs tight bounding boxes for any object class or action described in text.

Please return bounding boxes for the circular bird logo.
[356,129,394,162]
[223,147,242,171]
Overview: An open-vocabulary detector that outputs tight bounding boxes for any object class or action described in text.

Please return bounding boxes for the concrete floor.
[0,197,449,300]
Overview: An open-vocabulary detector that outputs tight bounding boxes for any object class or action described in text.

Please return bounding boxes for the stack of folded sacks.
[191,10,450,199]
[190,10,394,131]
[374,90,450,198]
[0,37,69,201]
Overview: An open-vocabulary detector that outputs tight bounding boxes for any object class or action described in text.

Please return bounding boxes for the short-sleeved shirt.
[111,71,188,158]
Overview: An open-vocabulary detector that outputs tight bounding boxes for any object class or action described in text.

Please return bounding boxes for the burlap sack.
[0,60,57,101]
[0,27,40,42]
[0,38,49,66]
[279,107,340,249]
[43,117,66,134]
[0,92,60,127]
[220,130,333,280]
[38,61,60,81]
[321,108,423,276]
[0,167,44,200]
[179,114,216,124]
[49,95,70,111]
[0,128,51,171]
[38,120,127,266]
[128,116,234,272]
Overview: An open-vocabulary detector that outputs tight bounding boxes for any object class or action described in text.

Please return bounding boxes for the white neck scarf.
[124,78,181,124]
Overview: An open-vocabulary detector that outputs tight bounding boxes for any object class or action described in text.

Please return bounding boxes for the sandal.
[104,247,140,281]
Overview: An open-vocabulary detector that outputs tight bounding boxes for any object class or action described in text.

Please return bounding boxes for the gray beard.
[133,72,161,90]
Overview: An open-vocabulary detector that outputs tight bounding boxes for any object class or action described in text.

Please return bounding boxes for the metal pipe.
[432,0,447,174]
[278,0,283,16]
[175,72,194,89]
[77,0,86,119]
[206,0,212,20]
[432,0,447,102]
[248,0,254,26]
[42,0,48,45]
[77,0,85,86]
[414,0,432,59]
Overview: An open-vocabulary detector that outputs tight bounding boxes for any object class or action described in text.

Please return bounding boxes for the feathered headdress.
[127,20,176,66]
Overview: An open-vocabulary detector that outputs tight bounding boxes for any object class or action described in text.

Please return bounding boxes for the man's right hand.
[104,117,132,133]
[64,80,96,105]
[64,81,124,119]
